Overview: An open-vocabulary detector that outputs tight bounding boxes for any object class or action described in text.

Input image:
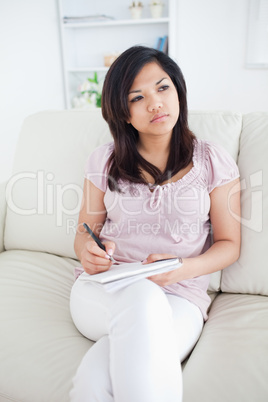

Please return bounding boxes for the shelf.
[68,67,109,73]
[63,17,169,29]
[58,0,177,109]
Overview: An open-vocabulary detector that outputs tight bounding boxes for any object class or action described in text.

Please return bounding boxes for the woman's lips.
[150,113,168,123]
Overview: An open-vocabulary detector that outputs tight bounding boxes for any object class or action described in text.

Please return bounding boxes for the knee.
[120,279,165,303]
[114,279,172,322]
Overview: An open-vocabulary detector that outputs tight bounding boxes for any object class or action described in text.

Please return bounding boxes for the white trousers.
[69,274,203,402]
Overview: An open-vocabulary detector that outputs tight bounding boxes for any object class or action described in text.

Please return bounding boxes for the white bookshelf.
[57,0,178,108]
[63,17,170,29]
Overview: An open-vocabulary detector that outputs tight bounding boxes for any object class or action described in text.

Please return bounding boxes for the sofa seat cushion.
[0,250,92,402]
[182,292,268,402]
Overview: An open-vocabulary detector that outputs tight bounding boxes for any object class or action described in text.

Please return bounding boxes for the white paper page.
[99,263,181,292]
[79,258,182,285]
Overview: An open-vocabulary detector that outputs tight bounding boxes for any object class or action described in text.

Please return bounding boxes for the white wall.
[176,0,268,113]
[0,0,267,184]
[0,0,64,182]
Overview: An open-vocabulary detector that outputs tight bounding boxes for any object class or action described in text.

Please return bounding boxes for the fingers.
[103,241,116,259]
[143,253,176,264]
[147,272,170,287]
[81,241,115,275]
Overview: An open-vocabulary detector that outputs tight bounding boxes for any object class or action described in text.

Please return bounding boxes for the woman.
[70,46,240,402]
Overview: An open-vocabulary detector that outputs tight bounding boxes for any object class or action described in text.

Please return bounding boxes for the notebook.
[78,258,182,292]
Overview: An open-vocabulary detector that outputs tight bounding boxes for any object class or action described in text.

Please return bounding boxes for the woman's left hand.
[143,253,183,287]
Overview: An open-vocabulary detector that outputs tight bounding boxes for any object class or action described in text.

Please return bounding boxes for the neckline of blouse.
[145,138,202,193]
[116,139,205,195]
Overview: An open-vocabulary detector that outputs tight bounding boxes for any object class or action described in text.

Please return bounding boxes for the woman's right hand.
[80,240,116,275]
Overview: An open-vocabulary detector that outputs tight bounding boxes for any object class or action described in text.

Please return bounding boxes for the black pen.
[83,223,115,262]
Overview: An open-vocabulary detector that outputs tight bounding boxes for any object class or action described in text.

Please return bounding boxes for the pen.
[83,223,115,263]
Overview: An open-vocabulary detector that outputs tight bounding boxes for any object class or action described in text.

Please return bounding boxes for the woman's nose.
[147,95,163,112]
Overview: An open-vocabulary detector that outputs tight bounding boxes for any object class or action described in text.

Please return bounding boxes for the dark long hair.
[101,46,196,191]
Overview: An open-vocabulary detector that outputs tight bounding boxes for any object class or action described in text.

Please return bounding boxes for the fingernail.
[107,249,113,256]
[142,259,148,265]
[105,254,111,260]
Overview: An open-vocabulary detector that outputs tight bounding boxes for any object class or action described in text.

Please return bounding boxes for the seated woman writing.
[70,45,241,402]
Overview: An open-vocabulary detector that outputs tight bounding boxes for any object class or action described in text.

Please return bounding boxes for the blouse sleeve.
[204,141,240,193]
[84,142,114,192]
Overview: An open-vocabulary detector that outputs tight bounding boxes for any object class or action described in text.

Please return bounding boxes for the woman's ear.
[126,112,131,124]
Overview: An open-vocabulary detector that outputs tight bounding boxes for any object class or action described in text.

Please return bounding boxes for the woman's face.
[127,62,180,140]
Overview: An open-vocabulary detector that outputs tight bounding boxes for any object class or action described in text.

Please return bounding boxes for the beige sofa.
[0,110,267,402]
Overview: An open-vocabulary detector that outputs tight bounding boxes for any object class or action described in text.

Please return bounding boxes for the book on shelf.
[155,35,168,54]
[78,257,182,292]
[63,15,115,24]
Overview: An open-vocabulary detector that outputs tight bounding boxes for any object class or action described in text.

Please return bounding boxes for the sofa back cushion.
[4,110,242,292]
[4,110,112,259]
[221,112,268,296]
[189,112,241,292]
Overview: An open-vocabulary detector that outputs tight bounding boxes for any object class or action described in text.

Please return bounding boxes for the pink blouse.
[81,139,239,320]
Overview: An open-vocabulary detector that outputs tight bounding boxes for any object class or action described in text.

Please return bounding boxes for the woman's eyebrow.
[128,77,168,95]
[156,77,168,85]
[128,88,141,95]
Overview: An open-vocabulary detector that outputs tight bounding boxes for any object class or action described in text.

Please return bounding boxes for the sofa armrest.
[0,181,7,252]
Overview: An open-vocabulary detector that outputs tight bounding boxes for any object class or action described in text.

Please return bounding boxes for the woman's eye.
[158,85,169,92]
[130,95,143,103]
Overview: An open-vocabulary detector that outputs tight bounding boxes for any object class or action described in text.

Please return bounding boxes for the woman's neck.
[137,135,171,172]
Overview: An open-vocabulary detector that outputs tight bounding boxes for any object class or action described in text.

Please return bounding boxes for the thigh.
[165,294,204,362]
[70,273,115,341]
[71,275,171,342]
